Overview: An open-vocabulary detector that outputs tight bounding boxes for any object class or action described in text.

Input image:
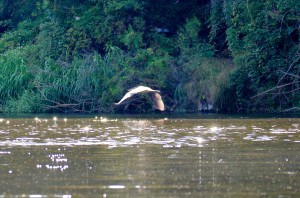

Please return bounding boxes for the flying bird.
[115,86,165,111]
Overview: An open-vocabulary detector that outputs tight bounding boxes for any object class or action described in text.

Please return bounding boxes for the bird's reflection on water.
[0,116,299,197]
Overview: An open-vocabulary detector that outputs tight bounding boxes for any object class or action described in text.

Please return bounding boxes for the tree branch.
[251,81,300,98]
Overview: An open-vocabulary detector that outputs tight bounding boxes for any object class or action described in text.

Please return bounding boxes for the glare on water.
[0,115,299,197]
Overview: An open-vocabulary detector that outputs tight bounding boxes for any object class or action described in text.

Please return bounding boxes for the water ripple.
[0,117,299,147]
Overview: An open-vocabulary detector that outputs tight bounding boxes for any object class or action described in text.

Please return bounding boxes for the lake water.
[0,114,299,197]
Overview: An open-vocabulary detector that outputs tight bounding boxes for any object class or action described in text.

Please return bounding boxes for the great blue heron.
[115,86,165,111]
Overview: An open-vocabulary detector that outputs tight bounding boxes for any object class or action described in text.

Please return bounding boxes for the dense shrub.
[0,0,298,113]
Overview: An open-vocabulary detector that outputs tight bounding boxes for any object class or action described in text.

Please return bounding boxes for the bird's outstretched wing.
[115,92,134,105]
[128,86,155,93]
[115,86,154,105]
[115,86,165,111]
[150,92,165,111]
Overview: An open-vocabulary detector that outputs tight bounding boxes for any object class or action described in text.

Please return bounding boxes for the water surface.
[0,115,299,197]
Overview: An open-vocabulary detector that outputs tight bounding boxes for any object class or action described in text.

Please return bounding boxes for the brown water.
[0,115,299,197]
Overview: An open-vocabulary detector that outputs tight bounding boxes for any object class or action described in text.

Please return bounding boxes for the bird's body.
[115,86,165,111]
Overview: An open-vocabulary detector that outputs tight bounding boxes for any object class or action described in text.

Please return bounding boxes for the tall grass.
[30,47,130,113]
[33,56,100,112]
[0,48,33,101]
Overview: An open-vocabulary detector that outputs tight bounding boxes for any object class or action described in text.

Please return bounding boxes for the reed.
[0,48,32,101]
[28,47,129,113]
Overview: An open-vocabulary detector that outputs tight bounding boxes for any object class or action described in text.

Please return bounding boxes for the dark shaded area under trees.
[0,0,299,113]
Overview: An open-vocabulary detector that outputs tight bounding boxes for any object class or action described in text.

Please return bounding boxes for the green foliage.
[209,0,227,55]
[223,0,300,112]
[65,5,102,54]
[172,16,223,111]
[95,47,133,111]
[37,17,66,61]
[178,17,214,64]
[0,48,33,100]
[0,20,39,52]
[174,57,231,112]
[122,25,143,51]
[3,90,43,113]
[0,0,298,113]
[0,0,42,30]
[104,0,142,14]
[178,17,202,51]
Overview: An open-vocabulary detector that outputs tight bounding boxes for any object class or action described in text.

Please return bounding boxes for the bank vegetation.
[0,0,299,113]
